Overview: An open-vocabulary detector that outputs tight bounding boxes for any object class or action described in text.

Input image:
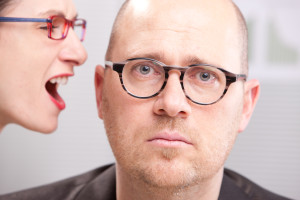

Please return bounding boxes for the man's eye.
[198,72,212,81]
[138,65,152,75]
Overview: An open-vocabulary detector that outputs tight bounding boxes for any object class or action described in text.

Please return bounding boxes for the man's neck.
[116,165,224,200]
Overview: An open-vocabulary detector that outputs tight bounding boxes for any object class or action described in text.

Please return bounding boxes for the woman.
[0,0,88,133]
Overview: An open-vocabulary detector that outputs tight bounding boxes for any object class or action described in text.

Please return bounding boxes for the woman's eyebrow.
[37,10,78,19]
[38,10,65,17]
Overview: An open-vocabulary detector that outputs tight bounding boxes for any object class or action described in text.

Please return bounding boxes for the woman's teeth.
[49,76,68,85]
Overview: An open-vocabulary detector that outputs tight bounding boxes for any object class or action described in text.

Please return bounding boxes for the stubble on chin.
[102,92,242,190]
[103,105,199,188]
[160,148,181,160]
[119,116,204,188]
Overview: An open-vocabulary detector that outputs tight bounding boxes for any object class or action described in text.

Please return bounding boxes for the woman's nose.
[59,28,88,66]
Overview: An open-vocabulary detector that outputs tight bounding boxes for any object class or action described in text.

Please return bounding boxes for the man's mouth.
[147,132,193,147]
[45,76,70,110]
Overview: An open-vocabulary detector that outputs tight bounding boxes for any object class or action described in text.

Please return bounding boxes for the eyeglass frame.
[0,15,86,41]
[105,57,247,105]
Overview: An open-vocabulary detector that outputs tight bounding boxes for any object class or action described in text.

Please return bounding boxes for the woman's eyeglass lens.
[49,16,86,41]
[0,16,86,41]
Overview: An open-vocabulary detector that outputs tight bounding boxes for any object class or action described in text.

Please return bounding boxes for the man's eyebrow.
[127,52,165,61]
[185,56,211,65]
[127,53,210,65]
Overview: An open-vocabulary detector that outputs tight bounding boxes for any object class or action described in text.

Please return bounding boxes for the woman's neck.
[0,122,5,133]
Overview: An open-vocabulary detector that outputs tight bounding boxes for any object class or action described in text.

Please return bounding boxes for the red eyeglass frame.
[0,15,86,41]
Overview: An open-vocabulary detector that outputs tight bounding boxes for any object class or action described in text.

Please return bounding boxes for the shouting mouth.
[45,75,71,110]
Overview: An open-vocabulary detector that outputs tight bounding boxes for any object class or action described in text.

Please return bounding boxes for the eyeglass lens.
[50,16,85,41]
[73,19,86,41]
[121,59,227,104]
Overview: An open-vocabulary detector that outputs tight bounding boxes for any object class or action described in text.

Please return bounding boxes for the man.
[0,0,291,199]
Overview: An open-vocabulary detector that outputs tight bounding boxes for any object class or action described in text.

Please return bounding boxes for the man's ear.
[95,65,105,119]
[238,79,260,133]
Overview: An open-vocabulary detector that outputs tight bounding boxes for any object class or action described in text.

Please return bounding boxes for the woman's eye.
[39,26,48,30]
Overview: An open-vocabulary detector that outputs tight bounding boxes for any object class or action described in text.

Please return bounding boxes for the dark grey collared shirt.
[0,164,292,200]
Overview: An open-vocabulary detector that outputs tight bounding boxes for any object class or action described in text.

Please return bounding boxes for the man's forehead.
[110,0,242,72]
[126,0,236,21]
[116,17,237,64]
[121,0,238,42]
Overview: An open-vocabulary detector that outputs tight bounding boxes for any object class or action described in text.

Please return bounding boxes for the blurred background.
[0,0,299,199]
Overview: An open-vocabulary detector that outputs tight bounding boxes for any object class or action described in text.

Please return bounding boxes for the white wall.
[0,0,299,199]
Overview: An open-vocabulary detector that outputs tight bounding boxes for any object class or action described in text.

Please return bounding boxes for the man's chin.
[159,148,182,160]
[136,159,199,189]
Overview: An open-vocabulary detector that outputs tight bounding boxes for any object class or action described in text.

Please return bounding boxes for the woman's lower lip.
[48,94,65,110]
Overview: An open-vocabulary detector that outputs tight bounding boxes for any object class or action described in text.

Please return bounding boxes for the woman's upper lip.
[47,73,74,81]
[148,132,193,145]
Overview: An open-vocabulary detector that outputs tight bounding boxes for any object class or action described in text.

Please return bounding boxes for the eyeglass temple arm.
[237,74,247,81]
[0,17,51,23]
[105,61,113,67]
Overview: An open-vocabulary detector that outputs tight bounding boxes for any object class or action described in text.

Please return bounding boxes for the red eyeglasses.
[0,15,86,41]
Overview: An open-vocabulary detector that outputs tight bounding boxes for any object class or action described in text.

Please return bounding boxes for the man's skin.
[95,0,260,199]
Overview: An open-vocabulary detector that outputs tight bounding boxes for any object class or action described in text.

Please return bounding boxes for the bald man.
[0,0,291,200]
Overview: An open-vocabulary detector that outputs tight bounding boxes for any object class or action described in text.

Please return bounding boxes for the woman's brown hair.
[0,0,14,14]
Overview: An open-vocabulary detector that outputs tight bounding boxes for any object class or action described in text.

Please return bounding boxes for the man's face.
[97,0,247,188]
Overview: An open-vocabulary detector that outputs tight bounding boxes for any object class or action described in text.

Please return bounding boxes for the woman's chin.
[22,120,58,134]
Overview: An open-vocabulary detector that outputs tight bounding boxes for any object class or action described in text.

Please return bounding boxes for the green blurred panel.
[267,21,298,65]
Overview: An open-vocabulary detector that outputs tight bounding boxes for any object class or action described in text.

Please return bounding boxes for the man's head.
[95,0,259,192]
[106,0,249,74]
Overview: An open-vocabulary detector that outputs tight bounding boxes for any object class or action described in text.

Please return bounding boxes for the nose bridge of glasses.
[163,65,188,80]
[162,66,186,96]
[156,65,187,97]
[163,65,188,71]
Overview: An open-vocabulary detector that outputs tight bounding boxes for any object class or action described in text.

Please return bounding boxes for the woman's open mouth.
[45,76,69,110]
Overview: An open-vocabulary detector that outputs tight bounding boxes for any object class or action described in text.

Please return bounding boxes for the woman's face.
[0,0,87,133]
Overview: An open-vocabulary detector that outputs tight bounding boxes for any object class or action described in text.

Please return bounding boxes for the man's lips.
[147,132,193,147]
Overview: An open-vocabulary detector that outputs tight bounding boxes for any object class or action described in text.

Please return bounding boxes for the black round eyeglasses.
[105,57,247,105]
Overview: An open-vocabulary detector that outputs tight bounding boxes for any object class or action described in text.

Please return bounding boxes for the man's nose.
[153,70,191,118]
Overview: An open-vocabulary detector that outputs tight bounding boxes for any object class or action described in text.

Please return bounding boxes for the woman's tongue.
[45,80,65,110]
